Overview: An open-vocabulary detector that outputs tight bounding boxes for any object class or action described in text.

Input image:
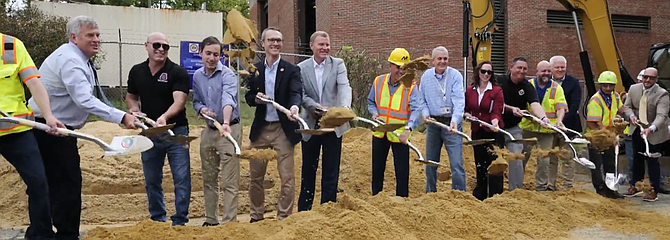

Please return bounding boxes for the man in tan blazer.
[297,31,352,211]
[623,67,670,201]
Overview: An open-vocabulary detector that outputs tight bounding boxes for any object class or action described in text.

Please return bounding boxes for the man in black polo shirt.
[499,57,549,191]
[125,32,192,226]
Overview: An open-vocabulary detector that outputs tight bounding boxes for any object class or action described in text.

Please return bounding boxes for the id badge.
[441,106,452,115]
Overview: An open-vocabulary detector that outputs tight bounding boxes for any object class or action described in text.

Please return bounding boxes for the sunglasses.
[151,42,170,51]
[642,75,657,80]
[480,69,494,75]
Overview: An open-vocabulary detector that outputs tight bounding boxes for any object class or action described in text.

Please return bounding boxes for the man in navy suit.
[245,26,303,222]
[549,55,582,189]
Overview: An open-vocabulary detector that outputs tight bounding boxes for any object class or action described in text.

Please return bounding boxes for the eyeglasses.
[151,42,170,51]
[642,75,658,80]
[266,38,283,43]
[480,69,494,75]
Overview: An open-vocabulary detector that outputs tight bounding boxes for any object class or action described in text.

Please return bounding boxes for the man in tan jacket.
[623,67,670,202]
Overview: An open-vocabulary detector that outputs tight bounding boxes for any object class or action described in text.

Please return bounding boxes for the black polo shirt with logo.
[499,74,539,127]
[127,58,190,127]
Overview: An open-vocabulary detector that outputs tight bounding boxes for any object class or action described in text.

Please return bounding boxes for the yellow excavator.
[462,0,637,97]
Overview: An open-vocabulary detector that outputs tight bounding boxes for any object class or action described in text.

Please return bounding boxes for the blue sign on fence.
[179,41,229,88]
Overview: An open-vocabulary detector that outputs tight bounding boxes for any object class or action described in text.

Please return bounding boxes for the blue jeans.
[425,122,466,192]
[141,125,191,226]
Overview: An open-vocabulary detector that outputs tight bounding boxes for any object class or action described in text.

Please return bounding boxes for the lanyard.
[434,72,448,101]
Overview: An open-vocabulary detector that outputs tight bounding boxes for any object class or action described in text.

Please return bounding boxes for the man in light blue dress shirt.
[418,46,467,192]
[27,15,137,240]
[192,36,242,227]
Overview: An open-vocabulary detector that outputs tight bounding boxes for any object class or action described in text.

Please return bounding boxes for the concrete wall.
[34,1,224,87]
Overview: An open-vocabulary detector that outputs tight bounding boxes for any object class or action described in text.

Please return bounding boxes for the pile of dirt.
[585,128,617,151]
[318,107,356,128]
[82,189,670,240]
[612,121,629,135]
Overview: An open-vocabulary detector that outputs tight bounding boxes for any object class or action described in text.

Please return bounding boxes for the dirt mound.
[240,148,277,161]
[82,189,670,240]
[585,128,617,151]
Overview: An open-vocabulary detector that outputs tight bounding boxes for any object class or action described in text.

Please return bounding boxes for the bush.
[0,6,69,68]
[334,46,386,123]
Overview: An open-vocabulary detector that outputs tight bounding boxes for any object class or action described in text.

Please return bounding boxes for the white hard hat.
[638,69,645,81]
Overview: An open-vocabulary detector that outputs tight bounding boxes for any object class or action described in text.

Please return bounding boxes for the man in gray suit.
[623,67,670,202]
[297,31,352,211]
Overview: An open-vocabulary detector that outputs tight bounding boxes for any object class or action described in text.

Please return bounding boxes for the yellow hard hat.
[388,48,410,66]
[597,71,617,85]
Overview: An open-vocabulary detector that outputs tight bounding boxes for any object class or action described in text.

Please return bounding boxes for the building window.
[546,9,650,31]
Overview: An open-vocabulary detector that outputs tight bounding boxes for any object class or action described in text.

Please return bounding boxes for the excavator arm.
[463,0,635,96]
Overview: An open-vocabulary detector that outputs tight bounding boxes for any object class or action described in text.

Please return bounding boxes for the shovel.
[131,119,175,138]
[200,113,241,156]
[606,144,627,191]
[387,130,440,166]
[424,118,494,146]
[520,112,590,144]
[634,121,662,158]
[356,117,406,132]
[465,116,538,144]
[0,110,153,156]
[134,115,197,144]
[315,107,356,127]
[520,112,595,169]
[256,96,335,135]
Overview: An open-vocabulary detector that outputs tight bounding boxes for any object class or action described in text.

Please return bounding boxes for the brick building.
[248,0,669,82]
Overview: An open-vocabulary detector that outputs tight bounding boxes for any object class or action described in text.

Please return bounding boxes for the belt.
[209,118,239,130]
[430,116,452,123]
[35,117,75,130]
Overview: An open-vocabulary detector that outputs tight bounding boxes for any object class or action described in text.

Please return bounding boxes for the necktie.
[639,90,648,125]
[89,60,113,107]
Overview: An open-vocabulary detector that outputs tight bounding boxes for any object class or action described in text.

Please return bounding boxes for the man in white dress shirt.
[27,15,137,240]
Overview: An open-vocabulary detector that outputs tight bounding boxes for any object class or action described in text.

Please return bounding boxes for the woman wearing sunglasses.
[464,61,505,200]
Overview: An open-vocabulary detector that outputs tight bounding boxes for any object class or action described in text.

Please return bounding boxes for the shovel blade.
[371,123,406,132]
[605,173,622,191]
[575,157,596,169]
[297,128,335,135]
[510,138,538,144]
[465,139,495,146]
[141,124,175,138]
[638,152,662,158]
[105,135,154,156]
[566,138,590,144]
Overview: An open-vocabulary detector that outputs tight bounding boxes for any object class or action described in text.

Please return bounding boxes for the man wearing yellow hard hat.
[584,71,625,199]
[366,48,421,197]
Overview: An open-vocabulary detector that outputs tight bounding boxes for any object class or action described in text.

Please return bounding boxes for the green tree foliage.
[333,46,386,121]
[167,0,249,15]
[0,6,69,67]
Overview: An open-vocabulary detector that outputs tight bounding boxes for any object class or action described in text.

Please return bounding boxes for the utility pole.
[147,0,151,8]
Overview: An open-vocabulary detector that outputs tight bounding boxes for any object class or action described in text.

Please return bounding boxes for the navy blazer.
[557,74,582,133]
[245,58,303,145]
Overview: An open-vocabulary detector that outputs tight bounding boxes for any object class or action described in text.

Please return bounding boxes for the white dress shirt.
[28,42,125,129]
[476,81,493,105]
[313,58,325,101]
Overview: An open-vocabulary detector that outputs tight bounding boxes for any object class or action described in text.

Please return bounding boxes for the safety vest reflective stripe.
[1,34,15,65]
[18,66,39,82]
[0,112,34,131]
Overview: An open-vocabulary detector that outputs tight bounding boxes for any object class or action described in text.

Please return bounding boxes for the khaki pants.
[522,130,574,190]
[249,122,295,221]
[200,123,242,224]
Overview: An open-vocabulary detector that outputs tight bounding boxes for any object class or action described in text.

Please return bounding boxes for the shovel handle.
[426,118,472,142]
[356,117,380,127]
[223,131,241,155]
[521,113,571,140]
[5,117,70,136]
[256,96,309,129]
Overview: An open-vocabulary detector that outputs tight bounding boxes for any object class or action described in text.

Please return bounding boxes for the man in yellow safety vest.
[0,32,65,240]
[585,71,625,199]
[366,48,421,197]
[518,60,570,191]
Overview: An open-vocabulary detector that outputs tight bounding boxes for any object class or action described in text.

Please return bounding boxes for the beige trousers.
[248,122,295,221]
[200,123,242,224]
[522,130,574,190]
